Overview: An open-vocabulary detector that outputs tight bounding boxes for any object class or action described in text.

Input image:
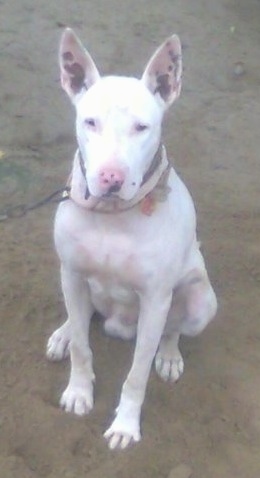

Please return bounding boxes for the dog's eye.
[134,123,149,133]
[84,118,96,128]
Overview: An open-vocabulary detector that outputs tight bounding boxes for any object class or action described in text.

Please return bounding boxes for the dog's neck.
[66,145,171,215]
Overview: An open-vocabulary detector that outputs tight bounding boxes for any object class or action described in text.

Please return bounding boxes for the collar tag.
[140,194,157,216]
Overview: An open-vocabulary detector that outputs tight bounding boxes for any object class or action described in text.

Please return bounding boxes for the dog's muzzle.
[66,144,171,214]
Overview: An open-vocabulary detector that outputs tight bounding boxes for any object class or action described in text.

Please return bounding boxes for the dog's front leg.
[104,289,172,449]
[59,265,95,415]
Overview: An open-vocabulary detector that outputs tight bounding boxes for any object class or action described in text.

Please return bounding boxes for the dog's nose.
[99,168,125,194]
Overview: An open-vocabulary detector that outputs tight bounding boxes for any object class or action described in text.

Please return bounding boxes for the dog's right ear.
[59,28,100,101]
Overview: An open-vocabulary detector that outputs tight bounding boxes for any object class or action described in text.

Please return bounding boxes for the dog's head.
[59,28,182,201]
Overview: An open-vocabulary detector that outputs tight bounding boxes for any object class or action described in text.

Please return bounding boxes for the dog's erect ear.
[142,35,182,107]
[59,28,100,100]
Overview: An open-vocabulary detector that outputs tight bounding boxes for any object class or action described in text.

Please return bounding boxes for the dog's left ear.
[59,28,100,101]
[142,35,182,108]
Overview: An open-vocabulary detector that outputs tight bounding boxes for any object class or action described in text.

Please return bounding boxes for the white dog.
[47,28,217,450]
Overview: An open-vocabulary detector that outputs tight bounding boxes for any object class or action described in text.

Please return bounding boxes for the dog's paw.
[155,349,184,383]
[104,415,141,450]
[60,383,94,416]
[46,321,70,361]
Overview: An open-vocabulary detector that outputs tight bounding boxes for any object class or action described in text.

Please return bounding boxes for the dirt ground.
[0,0,260,477]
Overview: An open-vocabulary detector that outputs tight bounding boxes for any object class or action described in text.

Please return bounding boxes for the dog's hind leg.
[155,264,217,383]
[155,331,184,382]
[177,269,217,337]
[46,319,70,361]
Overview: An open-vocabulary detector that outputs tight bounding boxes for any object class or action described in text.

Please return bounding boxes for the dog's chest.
[78,230,137,278]
[57,209,146,287]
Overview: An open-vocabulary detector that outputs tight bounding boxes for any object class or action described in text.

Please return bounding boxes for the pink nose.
[99,168,125,194]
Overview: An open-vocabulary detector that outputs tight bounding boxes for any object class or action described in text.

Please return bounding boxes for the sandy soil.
[0,0,260,477]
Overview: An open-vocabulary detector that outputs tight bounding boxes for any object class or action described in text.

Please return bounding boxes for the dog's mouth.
[79,145,165,203]
[71,144,170,212]
[102,183,122,197]
[85,184,124,202]
[67,145,170,214]
[79,152,126,201]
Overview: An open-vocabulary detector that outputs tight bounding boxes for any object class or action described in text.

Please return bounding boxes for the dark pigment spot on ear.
[167,51,181,81]
[168,50,180,63]
[154,73,171,101]
[64,62,86,92]
[169,52,181,72]
[168,65,173,72]
[62,51,74,62]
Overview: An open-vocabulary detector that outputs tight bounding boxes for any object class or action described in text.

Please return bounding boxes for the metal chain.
[0,186,70,222]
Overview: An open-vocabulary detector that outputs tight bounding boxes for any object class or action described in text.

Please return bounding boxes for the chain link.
[0,187,70,222]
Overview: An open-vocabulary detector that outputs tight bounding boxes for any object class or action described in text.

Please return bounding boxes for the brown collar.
[65,144,171,215]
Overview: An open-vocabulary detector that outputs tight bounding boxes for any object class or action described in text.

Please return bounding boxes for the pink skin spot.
[99,168,125,194]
